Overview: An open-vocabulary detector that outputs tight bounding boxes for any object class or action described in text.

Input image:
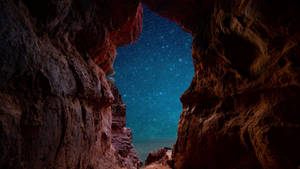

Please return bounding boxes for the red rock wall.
[0,0,142,169]
[1,0,300,169]
[143,1,300,169]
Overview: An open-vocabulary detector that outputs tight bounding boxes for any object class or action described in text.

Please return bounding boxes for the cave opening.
[111,5,194,162]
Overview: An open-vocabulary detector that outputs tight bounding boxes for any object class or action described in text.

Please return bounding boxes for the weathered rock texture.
[109,80,143,169]
[143,163,171,169]
[0,0,142,169]
[143,1,300,169]
[2,0,300,169]
[145,148,172,167]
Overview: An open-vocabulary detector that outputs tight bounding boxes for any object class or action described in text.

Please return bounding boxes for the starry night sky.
[113,6,194,141]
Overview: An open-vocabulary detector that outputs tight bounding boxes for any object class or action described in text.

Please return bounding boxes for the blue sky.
[112,5,193,140]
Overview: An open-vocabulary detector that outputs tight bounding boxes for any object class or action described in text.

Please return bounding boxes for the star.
[111,5,194,161]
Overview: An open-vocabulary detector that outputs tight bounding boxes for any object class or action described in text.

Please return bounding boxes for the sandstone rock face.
[143,1,300,169]
[143,164,171,169]
[109,80,143,169]
[145,148,172,167]
[2,0,300,169]
[0,0,142,169]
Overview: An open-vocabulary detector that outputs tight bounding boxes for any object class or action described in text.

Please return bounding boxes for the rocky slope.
[143,0,300,169]
[0,0,142,169]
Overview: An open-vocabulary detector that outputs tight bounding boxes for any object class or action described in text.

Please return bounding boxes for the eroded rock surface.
[143,1,300,169]
[109,80,143,169]
[0,0,142,169]
[143,164,171,169]
[1,0,300,169]
[145,148,172,167]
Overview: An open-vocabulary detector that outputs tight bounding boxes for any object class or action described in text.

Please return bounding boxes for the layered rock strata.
[0,0,142,169]
[1,0,300,169]
[109,80,143,169]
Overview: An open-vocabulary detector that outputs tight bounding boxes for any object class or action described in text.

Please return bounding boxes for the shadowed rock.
[1,0,300,169]
[0,0,142,168]
[143,1,300,169]
[144,148,172,169]
[109,81,143,169]
[145,147,172,167]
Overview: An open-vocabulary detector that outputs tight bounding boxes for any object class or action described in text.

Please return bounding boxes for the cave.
[111,5,193,164]
[0,0,300,169]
